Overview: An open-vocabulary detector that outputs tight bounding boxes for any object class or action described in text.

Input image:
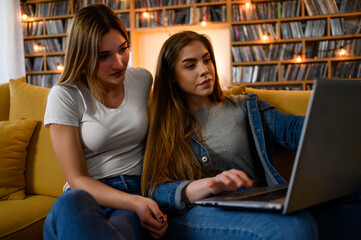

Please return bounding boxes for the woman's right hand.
[132,195,168,239]
[208,169,253,195]
[183,169,254,204]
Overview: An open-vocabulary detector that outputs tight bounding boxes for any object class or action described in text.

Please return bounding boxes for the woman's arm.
[251,96,304,150]
[49,124,167,239]
[151,170,253,211]
[182,169,254,204]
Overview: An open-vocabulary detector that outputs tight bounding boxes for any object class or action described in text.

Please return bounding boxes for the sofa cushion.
[0,119,37,200]
[0,195,56,240]
[0,82,10,121]
[9,80,65,197]
[224,85,311,116]
[245,87,311,116]
[0,78,26,122]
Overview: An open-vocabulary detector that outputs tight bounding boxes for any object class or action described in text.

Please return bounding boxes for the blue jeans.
[43,175,152,240]
[165,207,317,240]
[163,191,361,240]
[309,191,361,240]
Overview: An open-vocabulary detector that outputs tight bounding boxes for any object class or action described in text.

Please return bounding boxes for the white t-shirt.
[44,67,152,189]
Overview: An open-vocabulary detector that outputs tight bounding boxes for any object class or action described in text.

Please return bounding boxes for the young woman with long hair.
[43,5,167,240]
[142,31,361,239]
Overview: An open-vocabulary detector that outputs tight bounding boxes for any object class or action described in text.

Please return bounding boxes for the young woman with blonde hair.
[43,5,167,240]
[142,31,361,239]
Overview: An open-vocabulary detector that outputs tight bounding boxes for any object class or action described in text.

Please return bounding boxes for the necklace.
[197,105,211,143]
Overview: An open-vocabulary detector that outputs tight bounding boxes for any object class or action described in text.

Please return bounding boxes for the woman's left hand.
[132,195,168,239]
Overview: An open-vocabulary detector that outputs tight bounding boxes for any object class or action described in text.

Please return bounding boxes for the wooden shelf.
[21,0,361,89]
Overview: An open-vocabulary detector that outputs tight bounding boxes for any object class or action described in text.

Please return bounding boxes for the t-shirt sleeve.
[44,85,80,128]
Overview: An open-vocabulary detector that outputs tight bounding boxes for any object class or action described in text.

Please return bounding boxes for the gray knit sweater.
[192,95,266,186]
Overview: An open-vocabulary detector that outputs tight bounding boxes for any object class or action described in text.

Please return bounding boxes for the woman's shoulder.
[126,67,153,89]
[224,94,248,104]
[48,83,89,107]
[221,94,249,113]
[49,83,78,97]
[126,67,152,81]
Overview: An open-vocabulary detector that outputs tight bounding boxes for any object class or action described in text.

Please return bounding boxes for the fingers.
[138,198,168,239]
[142,220,168,239]
[140,213,167,239]
[209,169,254,191]
[228,169,254,188]
[148,200,167,223]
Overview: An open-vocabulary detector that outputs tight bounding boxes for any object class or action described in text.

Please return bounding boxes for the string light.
[296,54,302,62]
[245,1,251,8]
[22,14,28,20]
[339,46,346,57]
[201,20,207,27]
[262,34,269,41]
[33,43,43,52]
[143,11,149,18]
[56,63,64,71]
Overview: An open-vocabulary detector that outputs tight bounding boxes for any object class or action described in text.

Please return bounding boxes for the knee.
[52,189,96,213]
[44,190,94,239]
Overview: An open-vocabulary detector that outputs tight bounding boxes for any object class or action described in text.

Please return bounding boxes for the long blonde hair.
[142,31,224,196]
[56,4,129,103]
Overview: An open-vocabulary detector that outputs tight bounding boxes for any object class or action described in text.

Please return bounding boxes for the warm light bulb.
[33,43,43,52]
[56,64,64,71]
[245,1,251,8]
[262,34,269,41]
[143,11,149,18]
[22,14,28,20]
[296,54,302,62]
[201,21,207,27]
[339,47,346,57]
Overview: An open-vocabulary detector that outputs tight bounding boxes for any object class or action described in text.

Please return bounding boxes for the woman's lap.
[165,205,318,240]
[43,176,152,240]
[165,192,361,240]
[44,177,361,240]
[309,191,361,240]
[44,189,127,240]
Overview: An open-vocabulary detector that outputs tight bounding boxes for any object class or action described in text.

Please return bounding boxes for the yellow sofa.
[0,78,311,240]
[0,78,65,240]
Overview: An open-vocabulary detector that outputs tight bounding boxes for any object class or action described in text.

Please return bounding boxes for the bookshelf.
[133,1,227,28]
[20,0,361,89]
[230,0,361,90]
[21,0,132,87]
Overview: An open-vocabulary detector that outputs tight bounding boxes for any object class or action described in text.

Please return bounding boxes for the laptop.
[195,78,361,214]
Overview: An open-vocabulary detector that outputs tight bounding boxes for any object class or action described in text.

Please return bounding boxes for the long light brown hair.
[142,31,224,196]
[56,4,129,103]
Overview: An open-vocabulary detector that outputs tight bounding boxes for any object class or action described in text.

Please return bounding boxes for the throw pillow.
[9,79,65,197]
[0,119,37,200]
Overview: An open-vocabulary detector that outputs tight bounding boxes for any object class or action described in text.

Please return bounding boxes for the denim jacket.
[150,93,304,213]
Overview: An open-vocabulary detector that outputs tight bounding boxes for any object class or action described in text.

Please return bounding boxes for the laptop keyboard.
[240,188,287,202]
